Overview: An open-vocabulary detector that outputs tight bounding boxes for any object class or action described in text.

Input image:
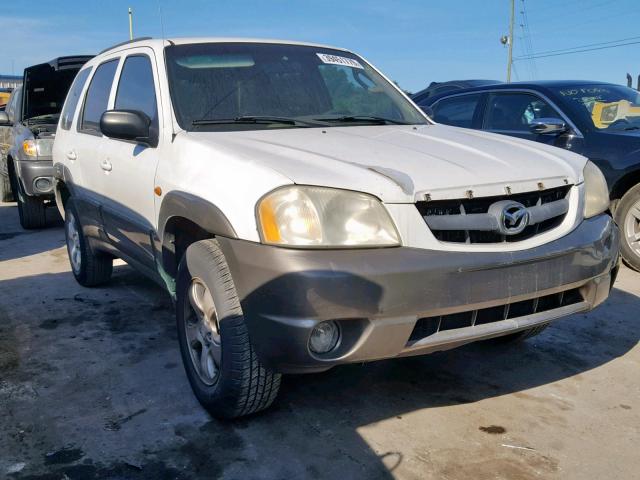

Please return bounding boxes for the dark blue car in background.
[415,81,640,271]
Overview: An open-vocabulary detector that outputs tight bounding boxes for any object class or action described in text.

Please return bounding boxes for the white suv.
[53,37,619,418]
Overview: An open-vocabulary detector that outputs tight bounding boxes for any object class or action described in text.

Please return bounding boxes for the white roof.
[105,36,348,55]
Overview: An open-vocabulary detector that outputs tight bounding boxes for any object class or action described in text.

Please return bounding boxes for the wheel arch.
[53,163,74,219]
[158,191,237,277]
[610,168,640,203]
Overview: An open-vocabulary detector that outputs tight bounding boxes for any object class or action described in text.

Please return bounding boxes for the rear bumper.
[14,160,54,197]
[218,215,620,373]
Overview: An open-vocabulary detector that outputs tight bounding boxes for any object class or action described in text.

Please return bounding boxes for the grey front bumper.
[218,215,619,373]
[15,160,55,197]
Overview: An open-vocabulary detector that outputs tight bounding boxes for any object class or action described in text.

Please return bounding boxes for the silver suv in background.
[0,56,92,228]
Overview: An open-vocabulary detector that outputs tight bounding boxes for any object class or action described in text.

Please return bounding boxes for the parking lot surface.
[0,201,638,480]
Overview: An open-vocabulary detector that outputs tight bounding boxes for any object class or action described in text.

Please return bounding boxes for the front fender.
[158,191,237,242]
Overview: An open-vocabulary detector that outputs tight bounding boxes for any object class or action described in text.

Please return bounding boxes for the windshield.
[552,84,640,131]
[165,42,427,131]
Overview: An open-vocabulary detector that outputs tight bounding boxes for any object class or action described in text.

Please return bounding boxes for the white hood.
[191,124,587,202]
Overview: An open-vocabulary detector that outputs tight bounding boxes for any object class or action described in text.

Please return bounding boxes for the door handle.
[100,159,112,172]
[66,150,77,161]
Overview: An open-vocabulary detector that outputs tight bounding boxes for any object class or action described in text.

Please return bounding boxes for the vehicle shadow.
[1,264,638,479]
[0,203,63,262]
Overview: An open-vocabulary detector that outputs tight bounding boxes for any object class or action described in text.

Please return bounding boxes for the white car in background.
[53,37,619,418]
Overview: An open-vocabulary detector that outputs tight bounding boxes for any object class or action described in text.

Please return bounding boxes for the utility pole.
[507,0,515,82]
[128,7,134,40]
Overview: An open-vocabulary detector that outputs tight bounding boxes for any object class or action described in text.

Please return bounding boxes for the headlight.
[583,161,609,218]
[23,140,37,157]
[257,186,400,247]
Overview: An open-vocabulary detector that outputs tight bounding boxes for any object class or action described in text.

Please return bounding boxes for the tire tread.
[178,239,280,419]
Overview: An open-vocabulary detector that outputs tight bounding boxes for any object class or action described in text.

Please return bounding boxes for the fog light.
[34,177,52,192]
[309,321,340,354]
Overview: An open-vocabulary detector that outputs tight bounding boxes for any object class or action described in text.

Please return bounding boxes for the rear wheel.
[614,183,640,272]
[64,199,113,287]
[176,239,281,419]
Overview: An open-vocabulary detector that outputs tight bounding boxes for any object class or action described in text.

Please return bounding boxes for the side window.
[431,94,481,128]
[114,55,158,128]
[5,93,15,122]
[484,93,561,132]
[60,68,92,130]
[80,59,119,134]
[6,89,21,123]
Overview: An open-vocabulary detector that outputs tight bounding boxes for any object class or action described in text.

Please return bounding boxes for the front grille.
[408,287,583,343]
[416,185,571,244]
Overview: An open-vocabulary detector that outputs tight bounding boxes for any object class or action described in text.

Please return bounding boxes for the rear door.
[99,48,162,268]
[429,93,485,129]
[72,57,120,230]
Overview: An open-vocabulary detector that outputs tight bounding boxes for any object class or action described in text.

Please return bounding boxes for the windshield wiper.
[313,115,411,125]
[191,115,317,127]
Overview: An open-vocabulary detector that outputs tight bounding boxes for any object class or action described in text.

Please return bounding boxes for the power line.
[519,0,537,79]
[515,34,640,58]
[515,39,640,60]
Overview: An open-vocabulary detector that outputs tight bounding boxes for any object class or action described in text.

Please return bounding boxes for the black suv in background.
[418,81,640,271]
[411,79,500,105]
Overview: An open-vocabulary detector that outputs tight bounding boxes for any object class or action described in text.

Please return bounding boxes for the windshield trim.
[164,42,429,132]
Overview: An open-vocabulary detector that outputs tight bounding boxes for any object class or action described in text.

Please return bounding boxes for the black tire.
[490,324,549,344]
[64,199,113,287]
[0,174,13,202]
[17,193,47,229]
[176,239,281,419]
[10,169,47,229]
[614,183,640,272]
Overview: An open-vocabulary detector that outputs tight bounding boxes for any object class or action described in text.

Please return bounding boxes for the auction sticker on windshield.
[316,53,364,69]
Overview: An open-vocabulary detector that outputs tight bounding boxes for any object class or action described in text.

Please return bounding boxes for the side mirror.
[100,109,157,147]
[0,111,11,126]
[529,117,568,135]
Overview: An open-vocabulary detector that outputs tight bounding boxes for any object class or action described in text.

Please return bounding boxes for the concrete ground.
[0,201,638,480]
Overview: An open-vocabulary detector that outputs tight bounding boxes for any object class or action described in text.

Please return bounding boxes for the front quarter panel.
[156,133,293,242]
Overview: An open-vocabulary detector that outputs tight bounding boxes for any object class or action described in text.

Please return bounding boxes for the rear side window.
[484,93,559,132]
[80,59,118,134]
[431,94,481,128]
[114,55,158,128]
[60,68,92,130]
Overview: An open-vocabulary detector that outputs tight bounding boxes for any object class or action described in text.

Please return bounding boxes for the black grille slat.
[409,287,583,343]
[417,186,571,244]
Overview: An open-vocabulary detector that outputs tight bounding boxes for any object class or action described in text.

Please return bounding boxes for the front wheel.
[176,239,281,419]
[614,183,640,272]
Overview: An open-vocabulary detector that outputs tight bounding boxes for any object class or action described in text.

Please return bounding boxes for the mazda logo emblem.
[500,202,530,235]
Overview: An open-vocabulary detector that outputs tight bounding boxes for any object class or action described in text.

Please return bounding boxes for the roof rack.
[99,37,153,55]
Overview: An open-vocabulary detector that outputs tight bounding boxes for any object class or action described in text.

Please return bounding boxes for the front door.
[482,92,584,153]
[99,48,162,268]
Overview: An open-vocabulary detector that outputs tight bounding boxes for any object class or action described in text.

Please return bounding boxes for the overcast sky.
[0,0,638,92]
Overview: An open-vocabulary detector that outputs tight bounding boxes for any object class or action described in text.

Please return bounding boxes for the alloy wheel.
[66,212,82,274]
[624,200,640,258]
[185,278,222,386]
